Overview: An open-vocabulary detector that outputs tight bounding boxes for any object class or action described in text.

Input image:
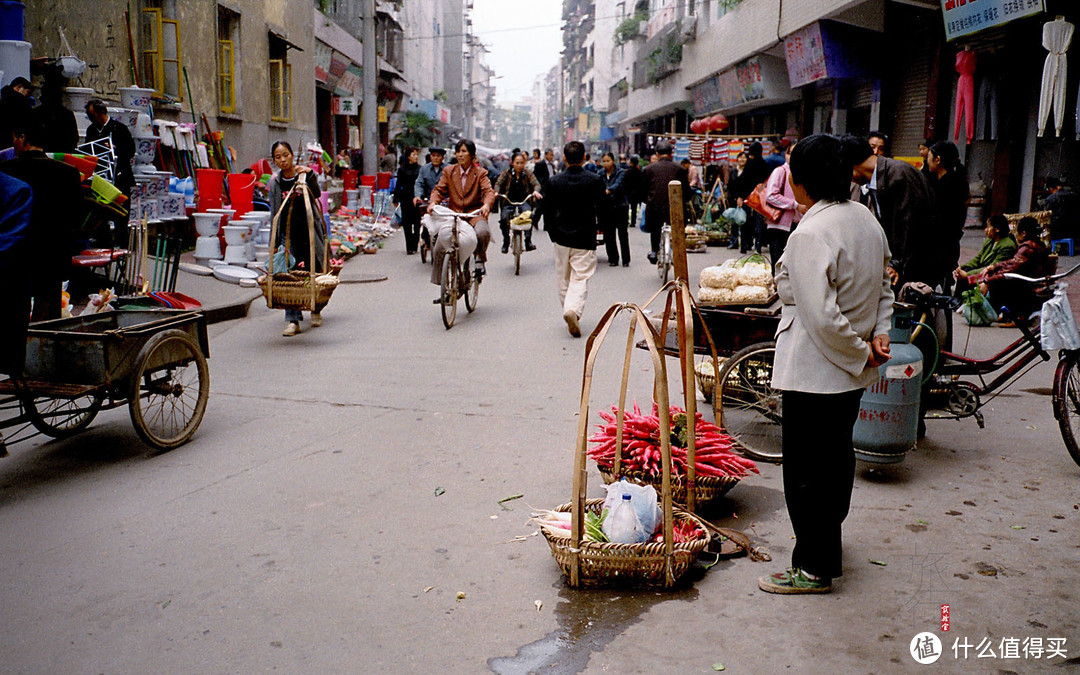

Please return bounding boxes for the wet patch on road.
[488,585,699,673]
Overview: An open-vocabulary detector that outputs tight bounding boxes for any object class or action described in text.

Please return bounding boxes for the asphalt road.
[1,223,1078,673]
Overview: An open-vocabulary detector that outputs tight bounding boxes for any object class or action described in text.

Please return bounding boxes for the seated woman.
[958,217,1052,320]
[953,214,1017,280]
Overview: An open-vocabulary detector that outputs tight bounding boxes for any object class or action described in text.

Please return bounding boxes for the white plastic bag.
[1041,284,1080,350]
[601,480,660,538]
[603,494,645,543]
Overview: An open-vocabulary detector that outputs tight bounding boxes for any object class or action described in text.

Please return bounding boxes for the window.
[142,0,182,99]
[269,34,292,123]
[217,7,240,113]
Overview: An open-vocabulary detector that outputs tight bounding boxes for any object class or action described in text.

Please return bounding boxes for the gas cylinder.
[853,304,924,463]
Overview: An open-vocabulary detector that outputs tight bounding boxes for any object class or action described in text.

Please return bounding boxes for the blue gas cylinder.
[853,304,923,463]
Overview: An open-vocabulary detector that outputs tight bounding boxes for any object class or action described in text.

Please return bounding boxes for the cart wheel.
[24,390,104,439]
[441,250,458,329]
[464,258,480,313]
[128,329,209,451]
[717,341,782,462]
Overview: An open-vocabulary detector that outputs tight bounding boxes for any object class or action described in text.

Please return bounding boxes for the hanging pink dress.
[954,50,976,145]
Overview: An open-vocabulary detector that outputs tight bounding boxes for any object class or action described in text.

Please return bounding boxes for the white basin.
[193,212,221,237]
[222,225,248,246]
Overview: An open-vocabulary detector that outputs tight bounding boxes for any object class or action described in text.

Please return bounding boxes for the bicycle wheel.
[656,232,672,283]
[24,390,104,439]
[513,230,522,276]
[128,329,209,451]
[441,250,458,329]
[717,341,782,462]
[464,257,480,313]
[1052,350,1080,467]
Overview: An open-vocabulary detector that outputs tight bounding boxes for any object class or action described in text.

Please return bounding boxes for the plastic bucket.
[227,173,255,216]
[359,174,376,187]
[342,169,358,190]
[0,2,24,41]
[195,168,226,211]
[119,86,156,113]
[376,172,391,190]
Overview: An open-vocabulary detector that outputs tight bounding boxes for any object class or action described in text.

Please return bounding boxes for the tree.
[393,110,438,150]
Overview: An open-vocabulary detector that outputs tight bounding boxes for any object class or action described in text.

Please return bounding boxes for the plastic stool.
[1051,238,1074,256]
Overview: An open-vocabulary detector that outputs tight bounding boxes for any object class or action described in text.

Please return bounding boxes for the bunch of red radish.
[587,401,759,479]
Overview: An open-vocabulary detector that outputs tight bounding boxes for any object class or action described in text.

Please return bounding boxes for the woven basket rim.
[542,498,710,553]
[596,463,740,488]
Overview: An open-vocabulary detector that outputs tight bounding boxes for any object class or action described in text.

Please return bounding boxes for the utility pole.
[361,0,378,174]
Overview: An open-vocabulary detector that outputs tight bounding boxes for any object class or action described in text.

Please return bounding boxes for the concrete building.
[22,0,317,168]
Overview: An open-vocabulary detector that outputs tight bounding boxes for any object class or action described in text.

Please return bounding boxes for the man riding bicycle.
[427,139,495,292]
[494,151,543,253]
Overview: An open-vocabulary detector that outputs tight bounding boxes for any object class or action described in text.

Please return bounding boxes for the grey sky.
[470,0,563,105]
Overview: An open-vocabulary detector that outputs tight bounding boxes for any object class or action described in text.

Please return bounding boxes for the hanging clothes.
[710,139,729,164]
[689,139,705,163]
[954,49,976,145]
[1038,17,1074,137]
[673,137,691,162]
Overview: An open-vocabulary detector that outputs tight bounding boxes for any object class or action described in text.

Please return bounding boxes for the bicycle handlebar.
[1002,261,1080,284]
[496,195,537,205]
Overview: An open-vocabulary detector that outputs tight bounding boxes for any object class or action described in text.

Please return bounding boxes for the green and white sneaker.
[758,568,832,594]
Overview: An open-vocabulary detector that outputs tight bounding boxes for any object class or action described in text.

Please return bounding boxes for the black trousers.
[603,204,630,264]
[766,228,789,273]
[401,206,422,253]
[781,388,863,579]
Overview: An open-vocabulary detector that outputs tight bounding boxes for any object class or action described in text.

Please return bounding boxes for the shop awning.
[268,29,304,52]
[689,54,798,117]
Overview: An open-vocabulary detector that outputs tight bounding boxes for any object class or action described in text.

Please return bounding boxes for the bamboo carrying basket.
[541,302,710,589]
[595,280,739,510]
[257,180,338,312]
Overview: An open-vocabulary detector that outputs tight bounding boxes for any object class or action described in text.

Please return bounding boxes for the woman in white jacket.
[759,134,894,595]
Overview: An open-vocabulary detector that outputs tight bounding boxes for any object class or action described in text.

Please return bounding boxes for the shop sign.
[326,50,350,91]
[332,97,358,115]
[314,41,333,84]
[785,23,828,88]
[378,106,387,123]
[335,63,362,97]
[588,113,601,141]
[941,0,1045,41]
[577,113,589,134]
[692,56,769,114]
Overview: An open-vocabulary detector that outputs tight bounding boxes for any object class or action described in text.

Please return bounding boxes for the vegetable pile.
[698,254,775,305]
[531,508,708,545]
[587,401,759,479]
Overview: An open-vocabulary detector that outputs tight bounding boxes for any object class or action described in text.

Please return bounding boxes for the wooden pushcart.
[0,309,210,455]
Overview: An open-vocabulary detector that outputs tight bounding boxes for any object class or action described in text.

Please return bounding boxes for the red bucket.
[195,168,226,212]
[359,174,376,187]
[342,169,358,190]
[227,173,256,217]
[376,172,391,190]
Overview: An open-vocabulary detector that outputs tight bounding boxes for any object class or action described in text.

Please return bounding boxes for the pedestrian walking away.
[267,140,326,337]
[393,146,422,255]
[544,140,605,337]
[642,141,688,264]
[600,152,630,267]
[427,139,495,291]
[759,134,894,595]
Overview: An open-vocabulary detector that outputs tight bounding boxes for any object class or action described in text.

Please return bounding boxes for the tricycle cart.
[0,309,210,454]
[667,301,781,463]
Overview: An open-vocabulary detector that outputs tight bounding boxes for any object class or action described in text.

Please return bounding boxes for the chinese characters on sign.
[941,604,950,632]
[332,97,357,115]
[940,0,1045,41]
[785,23,828,88]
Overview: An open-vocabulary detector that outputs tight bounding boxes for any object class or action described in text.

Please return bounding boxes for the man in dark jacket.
[842,134,936,287]
[0,114,86,320]
[84,99,135,196]
[642,141,689,263]
[530,148,556,229]
[545,140,605,337]
[0,76,33,151]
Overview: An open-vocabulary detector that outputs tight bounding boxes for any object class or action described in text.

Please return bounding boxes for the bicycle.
[430,205,483,329]
[905,262,1080,467]
[498,194,536,276]
[656,223,673,283]
[416,199,432,264]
